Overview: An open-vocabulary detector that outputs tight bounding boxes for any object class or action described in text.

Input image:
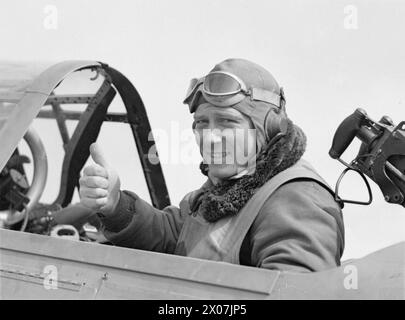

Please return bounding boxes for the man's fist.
[79,143,121,216]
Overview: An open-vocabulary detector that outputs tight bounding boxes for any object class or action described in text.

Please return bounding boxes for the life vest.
[174,159,339,264]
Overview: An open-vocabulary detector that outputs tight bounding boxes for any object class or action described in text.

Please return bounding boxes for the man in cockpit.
[79,58,344,272]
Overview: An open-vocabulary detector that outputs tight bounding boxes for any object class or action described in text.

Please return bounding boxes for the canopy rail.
[38,110,129,123]
[45,94,95,105]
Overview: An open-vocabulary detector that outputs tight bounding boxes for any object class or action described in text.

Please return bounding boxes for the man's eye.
[194,120,208,127]
[219,118,236,124]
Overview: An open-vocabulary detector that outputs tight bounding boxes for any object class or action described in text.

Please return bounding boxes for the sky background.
[1,0,404,260]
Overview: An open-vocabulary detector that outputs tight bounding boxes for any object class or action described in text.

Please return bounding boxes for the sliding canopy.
[0,61,170,209]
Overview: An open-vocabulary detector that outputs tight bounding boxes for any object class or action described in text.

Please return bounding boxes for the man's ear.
[264,109,288,142]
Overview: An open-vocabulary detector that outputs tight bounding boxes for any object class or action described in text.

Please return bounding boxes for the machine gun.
[329,108,405,207]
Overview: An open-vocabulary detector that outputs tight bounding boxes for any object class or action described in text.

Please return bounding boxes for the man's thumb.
[90,142,108,168]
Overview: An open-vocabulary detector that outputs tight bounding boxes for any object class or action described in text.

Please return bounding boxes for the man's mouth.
[206,152,232,164]
[203,151,230,162]
[211,152,228,158]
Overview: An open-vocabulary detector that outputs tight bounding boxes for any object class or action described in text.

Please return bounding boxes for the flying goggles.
[183,71,285,113]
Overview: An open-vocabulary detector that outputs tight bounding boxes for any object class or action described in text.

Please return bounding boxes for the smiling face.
[193,103,257,182]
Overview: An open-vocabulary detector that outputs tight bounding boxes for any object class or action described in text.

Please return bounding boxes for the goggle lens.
[203,73,242,95]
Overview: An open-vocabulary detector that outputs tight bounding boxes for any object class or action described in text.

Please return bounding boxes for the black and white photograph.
[0,0,404,304]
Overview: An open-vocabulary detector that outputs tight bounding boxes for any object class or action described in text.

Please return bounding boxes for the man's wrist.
[98,190,134,233]
[98,191,121,217]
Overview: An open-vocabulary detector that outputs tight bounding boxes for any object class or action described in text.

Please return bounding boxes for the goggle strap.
[250,87,281,108]
[183,77,204,104]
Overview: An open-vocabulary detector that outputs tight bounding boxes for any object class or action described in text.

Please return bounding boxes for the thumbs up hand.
[79,143,121,216]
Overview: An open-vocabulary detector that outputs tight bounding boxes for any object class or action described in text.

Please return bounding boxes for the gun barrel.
[357,125,379,147]
[385,161,405,183]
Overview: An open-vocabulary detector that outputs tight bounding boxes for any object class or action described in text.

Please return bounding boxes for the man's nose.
[204,128,222,144]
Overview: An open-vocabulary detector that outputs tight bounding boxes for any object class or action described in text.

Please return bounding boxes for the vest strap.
[227,159,335,263]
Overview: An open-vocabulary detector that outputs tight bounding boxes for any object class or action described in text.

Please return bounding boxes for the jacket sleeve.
[99,190,190,254]
[248,179,345,273]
